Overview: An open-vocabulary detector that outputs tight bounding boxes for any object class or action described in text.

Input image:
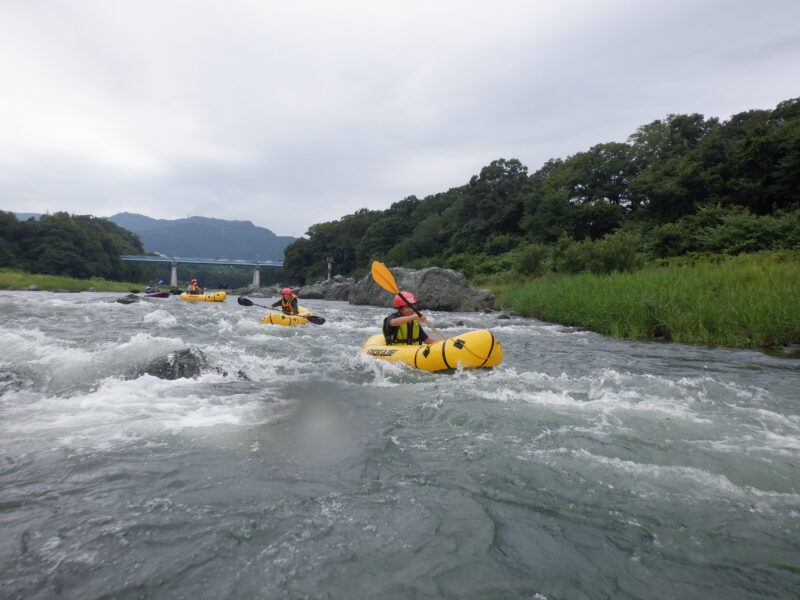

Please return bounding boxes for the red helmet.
[191,279,198,283]
[282,288,293,295]
[394,292,416,308]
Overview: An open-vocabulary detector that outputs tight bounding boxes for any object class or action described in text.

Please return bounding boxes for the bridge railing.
[120,255,283,267]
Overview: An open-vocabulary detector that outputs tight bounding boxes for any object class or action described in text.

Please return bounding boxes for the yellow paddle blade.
[371,261,399,295]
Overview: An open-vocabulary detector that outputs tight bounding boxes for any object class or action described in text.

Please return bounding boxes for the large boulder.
[348,267,495,312]
[297,275,356,300]
[239,285,282,298]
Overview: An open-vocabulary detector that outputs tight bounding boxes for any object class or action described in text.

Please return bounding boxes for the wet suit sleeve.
[382,315,396,344]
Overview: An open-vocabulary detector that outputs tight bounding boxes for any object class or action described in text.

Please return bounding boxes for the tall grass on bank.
[0,268,139,292]
[500,251,800,348]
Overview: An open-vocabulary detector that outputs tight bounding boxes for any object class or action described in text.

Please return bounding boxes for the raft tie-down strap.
[452,333,497,367]
[477,332,496,367]
[441,341,452,369]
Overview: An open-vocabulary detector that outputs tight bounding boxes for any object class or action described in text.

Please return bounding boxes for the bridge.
[120,255,283,287]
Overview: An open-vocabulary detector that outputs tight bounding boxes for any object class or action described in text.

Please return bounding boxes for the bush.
[483,233,522,255]
[591,231,644,273]
[474,253,515,275]
[552,231,643,275]
[443,253,477,277]
[514,243,549,277]
[645,205,800,258]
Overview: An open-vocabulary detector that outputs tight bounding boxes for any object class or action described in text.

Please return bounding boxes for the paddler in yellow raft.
[364,261,503,371]
[272,288,299,315]
[383,292,437,346]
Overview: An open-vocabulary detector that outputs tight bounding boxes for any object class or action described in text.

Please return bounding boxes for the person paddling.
[144,281,160,293]
[272,288,299,315]
[186,278,204,295]
[383,292,437,345]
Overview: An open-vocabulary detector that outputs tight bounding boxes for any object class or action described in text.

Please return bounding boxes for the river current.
[1,290,798,599]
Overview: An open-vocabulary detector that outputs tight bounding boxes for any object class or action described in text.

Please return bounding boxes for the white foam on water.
[1,328,192,393]
[142,309,178,328]
[702,429,800,457]
[0,327,55,363]
[568,448,800,505]
[0,371,283,452]
[349,351,405,386]
[472,366,780,425]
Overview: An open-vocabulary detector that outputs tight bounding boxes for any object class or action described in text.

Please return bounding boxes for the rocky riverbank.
[245,267,497,312]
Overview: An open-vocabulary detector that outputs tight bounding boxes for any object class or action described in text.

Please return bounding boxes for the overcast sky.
[1,1,798,237]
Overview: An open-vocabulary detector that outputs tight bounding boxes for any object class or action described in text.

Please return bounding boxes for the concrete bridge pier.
[252,265,260,288]
[170,261,178,287]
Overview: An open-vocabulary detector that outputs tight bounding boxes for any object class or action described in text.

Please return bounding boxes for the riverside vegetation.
[496,251,800,349]
[0,268,141,293]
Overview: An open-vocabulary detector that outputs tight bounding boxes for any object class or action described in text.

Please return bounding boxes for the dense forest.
[0,211,152,282]
[284,97,800,284]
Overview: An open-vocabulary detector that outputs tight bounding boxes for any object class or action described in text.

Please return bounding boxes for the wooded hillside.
[0,212,150,282]
[284,97,800,284]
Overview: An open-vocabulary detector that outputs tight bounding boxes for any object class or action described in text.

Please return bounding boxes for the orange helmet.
[394,292,416,308]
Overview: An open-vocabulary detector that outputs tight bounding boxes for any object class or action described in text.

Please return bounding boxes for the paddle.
[370,261,445,341]
[236,297,325,325]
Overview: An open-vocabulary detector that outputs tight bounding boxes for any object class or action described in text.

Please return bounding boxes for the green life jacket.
[383,315,427,345]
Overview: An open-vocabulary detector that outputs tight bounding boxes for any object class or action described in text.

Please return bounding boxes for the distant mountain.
[105,213,295,261]
[12,212,42,221]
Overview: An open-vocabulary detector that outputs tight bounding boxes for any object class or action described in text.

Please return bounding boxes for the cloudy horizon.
[1,0,798,237]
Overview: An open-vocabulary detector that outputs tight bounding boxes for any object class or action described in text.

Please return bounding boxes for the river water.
[1,290,798,599]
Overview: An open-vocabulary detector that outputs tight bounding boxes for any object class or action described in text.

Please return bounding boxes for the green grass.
[499,251,800,348]
[470,271,527,298]
[0,268,142,292]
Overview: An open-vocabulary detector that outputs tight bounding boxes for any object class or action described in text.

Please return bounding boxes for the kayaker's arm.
[389,312,428,326]
[389,313,437,344]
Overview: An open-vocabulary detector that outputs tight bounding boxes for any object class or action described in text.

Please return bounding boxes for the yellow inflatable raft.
[362,329,503,372]
[261,307,315,326]
[179,291,228,302]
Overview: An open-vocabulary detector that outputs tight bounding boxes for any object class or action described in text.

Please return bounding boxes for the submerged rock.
[349,267,495,312]
[116,293,140,304]
[0,371,28,394]
[141,348,208,380]
[136,348,251,381]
